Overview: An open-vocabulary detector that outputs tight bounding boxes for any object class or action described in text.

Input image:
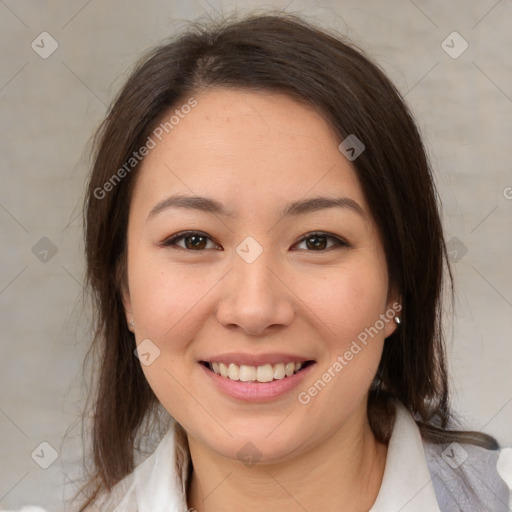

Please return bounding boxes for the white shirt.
[5,402,512,511]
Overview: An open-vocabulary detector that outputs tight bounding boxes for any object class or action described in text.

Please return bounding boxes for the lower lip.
[199,362,315,402]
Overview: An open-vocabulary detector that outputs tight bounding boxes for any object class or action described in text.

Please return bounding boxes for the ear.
[384,286,402,339]
[119,267,134,331]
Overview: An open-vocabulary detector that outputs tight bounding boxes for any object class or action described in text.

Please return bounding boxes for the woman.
[75,12,510,512]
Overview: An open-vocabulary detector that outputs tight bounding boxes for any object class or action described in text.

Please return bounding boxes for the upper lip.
[200,352,315,367]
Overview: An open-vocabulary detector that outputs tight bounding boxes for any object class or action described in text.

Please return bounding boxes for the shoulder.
[83,428,181,511]
[88,472,137,511]
[423,440,512,511]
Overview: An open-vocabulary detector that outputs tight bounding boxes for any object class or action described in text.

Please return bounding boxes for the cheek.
[293,255,389,413]
[294,256,389,348]
[294,270,388,419]
[128,252,211,344]
[127,253,210,421]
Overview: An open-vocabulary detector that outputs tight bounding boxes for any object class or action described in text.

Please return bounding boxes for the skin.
[122,88,400,511]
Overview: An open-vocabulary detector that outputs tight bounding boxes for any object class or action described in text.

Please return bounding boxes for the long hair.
[79,11,497,509]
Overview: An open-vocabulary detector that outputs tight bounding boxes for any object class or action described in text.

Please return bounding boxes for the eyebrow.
[147,193,365,221]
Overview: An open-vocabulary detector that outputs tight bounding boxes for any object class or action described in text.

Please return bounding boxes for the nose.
[215,249,295,336]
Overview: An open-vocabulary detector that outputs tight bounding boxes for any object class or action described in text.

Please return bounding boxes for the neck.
[186,407,388,512]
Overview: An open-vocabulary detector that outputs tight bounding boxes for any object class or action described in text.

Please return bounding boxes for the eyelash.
[160,230,348,252]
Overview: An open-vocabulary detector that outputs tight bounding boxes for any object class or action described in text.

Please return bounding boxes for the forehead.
[131,88,367,216]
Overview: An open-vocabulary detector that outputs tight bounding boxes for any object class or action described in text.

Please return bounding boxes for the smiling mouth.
[200,360,316,383]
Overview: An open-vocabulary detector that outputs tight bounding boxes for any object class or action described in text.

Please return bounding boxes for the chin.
[217,436,305,466]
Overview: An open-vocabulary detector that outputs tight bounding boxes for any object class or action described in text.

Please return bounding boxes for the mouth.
[200,360,316,383]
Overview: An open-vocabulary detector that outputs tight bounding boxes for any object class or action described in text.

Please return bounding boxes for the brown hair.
[78,11,497,509]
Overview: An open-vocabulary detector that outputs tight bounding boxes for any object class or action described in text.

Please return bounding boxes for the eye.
[161,231,221,251]
[293,232,347,251]
[161,230,348,252]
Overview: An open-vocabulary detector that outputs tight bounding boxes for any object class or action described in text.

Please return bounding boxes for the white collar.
[131,401,441,511]
[369,401,440,511]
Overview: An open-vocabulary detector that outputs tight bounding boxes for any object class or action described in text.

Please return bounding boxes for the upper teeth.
[210,362,303,382]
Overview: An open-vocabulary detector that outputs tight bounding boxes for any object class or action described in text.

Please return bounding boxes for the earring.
[129,320,135,329]
[394,316,401,325]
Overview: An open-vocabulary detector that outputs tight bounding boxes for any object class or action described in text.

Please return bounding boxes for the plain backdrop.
[0,0,511,509]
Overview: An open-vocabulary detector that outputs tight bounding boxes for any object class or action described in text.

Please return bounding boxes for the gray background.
[0,0,511,509]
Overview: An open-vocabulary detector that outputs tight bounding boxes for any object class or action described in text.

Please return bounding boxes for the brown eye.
[305,234,328,250]
[162,231,220,251]
[183,234,207,250]
[294,232,347,251]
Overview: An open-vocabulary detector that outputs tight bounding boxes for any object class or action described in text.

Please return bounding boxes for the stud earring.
[394,316,401,325]
[129,320,135,329]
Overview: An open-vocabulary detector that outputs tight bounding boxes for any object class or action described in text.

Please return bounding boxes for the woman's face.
[122,88,399,463]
